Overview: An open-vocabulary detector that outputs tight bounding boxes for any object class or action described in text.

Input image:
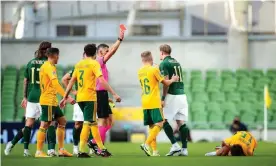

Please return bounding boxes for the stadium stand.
[1,65,276,129]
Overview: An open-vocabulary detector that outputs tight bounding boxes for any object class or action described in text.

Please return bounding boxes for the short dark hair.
[46,48,59,56]
[97,44,109,50]
[84,44,97,57]
[230,145,245,156]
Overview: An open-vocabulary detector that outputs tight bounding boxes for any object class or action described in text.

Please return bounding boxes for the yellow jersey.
[72,58,102,102]
[224,131,257,156]
[138,65,164,109]
[39,61,59,106]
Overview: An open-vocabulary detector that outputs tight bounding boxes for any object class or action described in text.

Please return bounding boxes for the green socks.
[11,129,23,145]
[163,121,177,144]
[179,124,189,148]
[23,126,32,149]
[47,125,56,150]
[73,126,82,146]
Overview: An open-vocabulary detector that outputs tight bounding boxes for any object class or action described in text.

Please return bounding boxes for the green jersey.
[68,68,78,99]
[159,56,185,95]
[24,57,47,102]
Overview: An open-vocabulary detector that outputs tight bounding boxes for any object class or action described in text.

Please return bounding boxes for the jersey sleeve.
[159,62,169,77]
[92,62,103,78]
[46,65,58,80]
[69,67,75,78]
[224,137,233,146]
[153,67,164,82]
[24,64,29,79]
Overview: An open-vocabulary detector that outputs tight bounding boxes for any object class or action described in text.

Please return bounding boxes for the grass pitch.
[2,142,276,166]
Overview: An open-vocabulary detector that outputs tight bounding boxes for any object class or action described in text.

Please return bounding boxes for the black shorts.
[97,90,112,118]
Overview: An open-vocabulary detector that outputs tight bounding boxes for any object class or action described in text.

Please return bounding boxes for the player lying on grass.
[138,51,179,157]
[159,44,189,156]
[36,48,75,157]
[205,131,257,156]
[60,44,121,158]
[87,30,124,155]
[4,41,58,157]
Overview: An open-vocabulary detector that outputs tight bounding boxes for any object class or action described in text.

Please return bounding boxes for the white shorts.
[25,102,42,119]
[163,94,188,121]
[73,103,84,121]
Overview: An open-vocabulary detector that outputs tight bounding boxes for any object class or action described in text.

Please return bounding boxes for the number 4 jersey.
[24,57,47,103]
[159,56,184,95]
[138,65,164,109]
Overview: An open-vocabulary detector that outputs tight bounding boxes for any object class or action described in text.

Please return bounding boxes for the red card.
[120,24,127,31]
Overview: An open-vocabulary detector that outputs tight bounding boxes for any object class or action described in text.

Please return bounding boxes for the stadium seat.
[193,92,209,103]
[206,70,217,80]
[226,92,241,103]
[209,92,225,103]
[251,69,264,79]
[182,70,187,83]
[190,70,202,79]
[1,105,15,122]
[65,104,74,121]
[191,102,205,113]
[220,70,234,80]
[266,69,276,79]
[236,69,249,79]
[206,102,221,113]
[241,113,256,126]
[241,92,257,103]
[270,79,276,93]
[206,78,221,92]
[221,102,237,114]
[15,107,25,122]
[208,112,223,123]
[237,102,255,115]
[224,112,238,124]
[221,78,237,92]
[254,77,270,93]
[191,83,205,93]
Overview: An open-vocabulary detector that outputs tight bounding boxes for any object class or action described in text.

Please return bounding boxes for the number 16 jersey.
[138,65,164,109]
[159,56,184,95]
[72,58,102,102]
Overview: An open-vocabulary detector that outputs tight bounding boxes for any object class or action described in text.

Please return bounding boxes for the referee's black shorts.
[96,90,112,118]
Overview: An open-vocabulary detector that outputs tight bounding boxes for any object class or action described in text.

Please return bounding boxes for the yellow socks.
[145,125,161,145]
[56,126,65,149]
[37,127,46,151]
[151,138,157,151]
[91,125,106,150]
[79,123,90,152]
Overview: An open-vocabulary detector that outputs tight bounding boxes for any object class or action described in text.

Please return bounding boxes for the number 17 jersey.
[24,57,47,103]
[138,65,164,109]
[72,58,102,102]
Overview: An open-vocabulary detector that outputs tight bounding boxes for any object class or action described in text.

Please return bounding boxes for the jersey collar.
[163,56,171,61]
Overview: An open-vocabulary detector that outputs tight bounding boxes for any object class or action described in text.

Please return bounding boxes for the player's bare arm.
[21,78,28,108]
[60,76,77,108]
[103,30,124,63]
[62,73,71,87]
[98,76,121,102]
[161,75,179,87]
[62,73,77,96]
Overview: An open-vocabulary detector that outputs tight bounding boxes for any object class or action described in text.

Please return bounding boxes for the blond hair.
[141,51,152,62]
[159,44,171,55]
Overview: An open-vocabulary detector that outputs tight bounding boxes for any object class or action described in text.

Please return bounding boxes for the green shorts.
[40,105,64,122]
[78,101,97,122]
[143,108,164,126]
